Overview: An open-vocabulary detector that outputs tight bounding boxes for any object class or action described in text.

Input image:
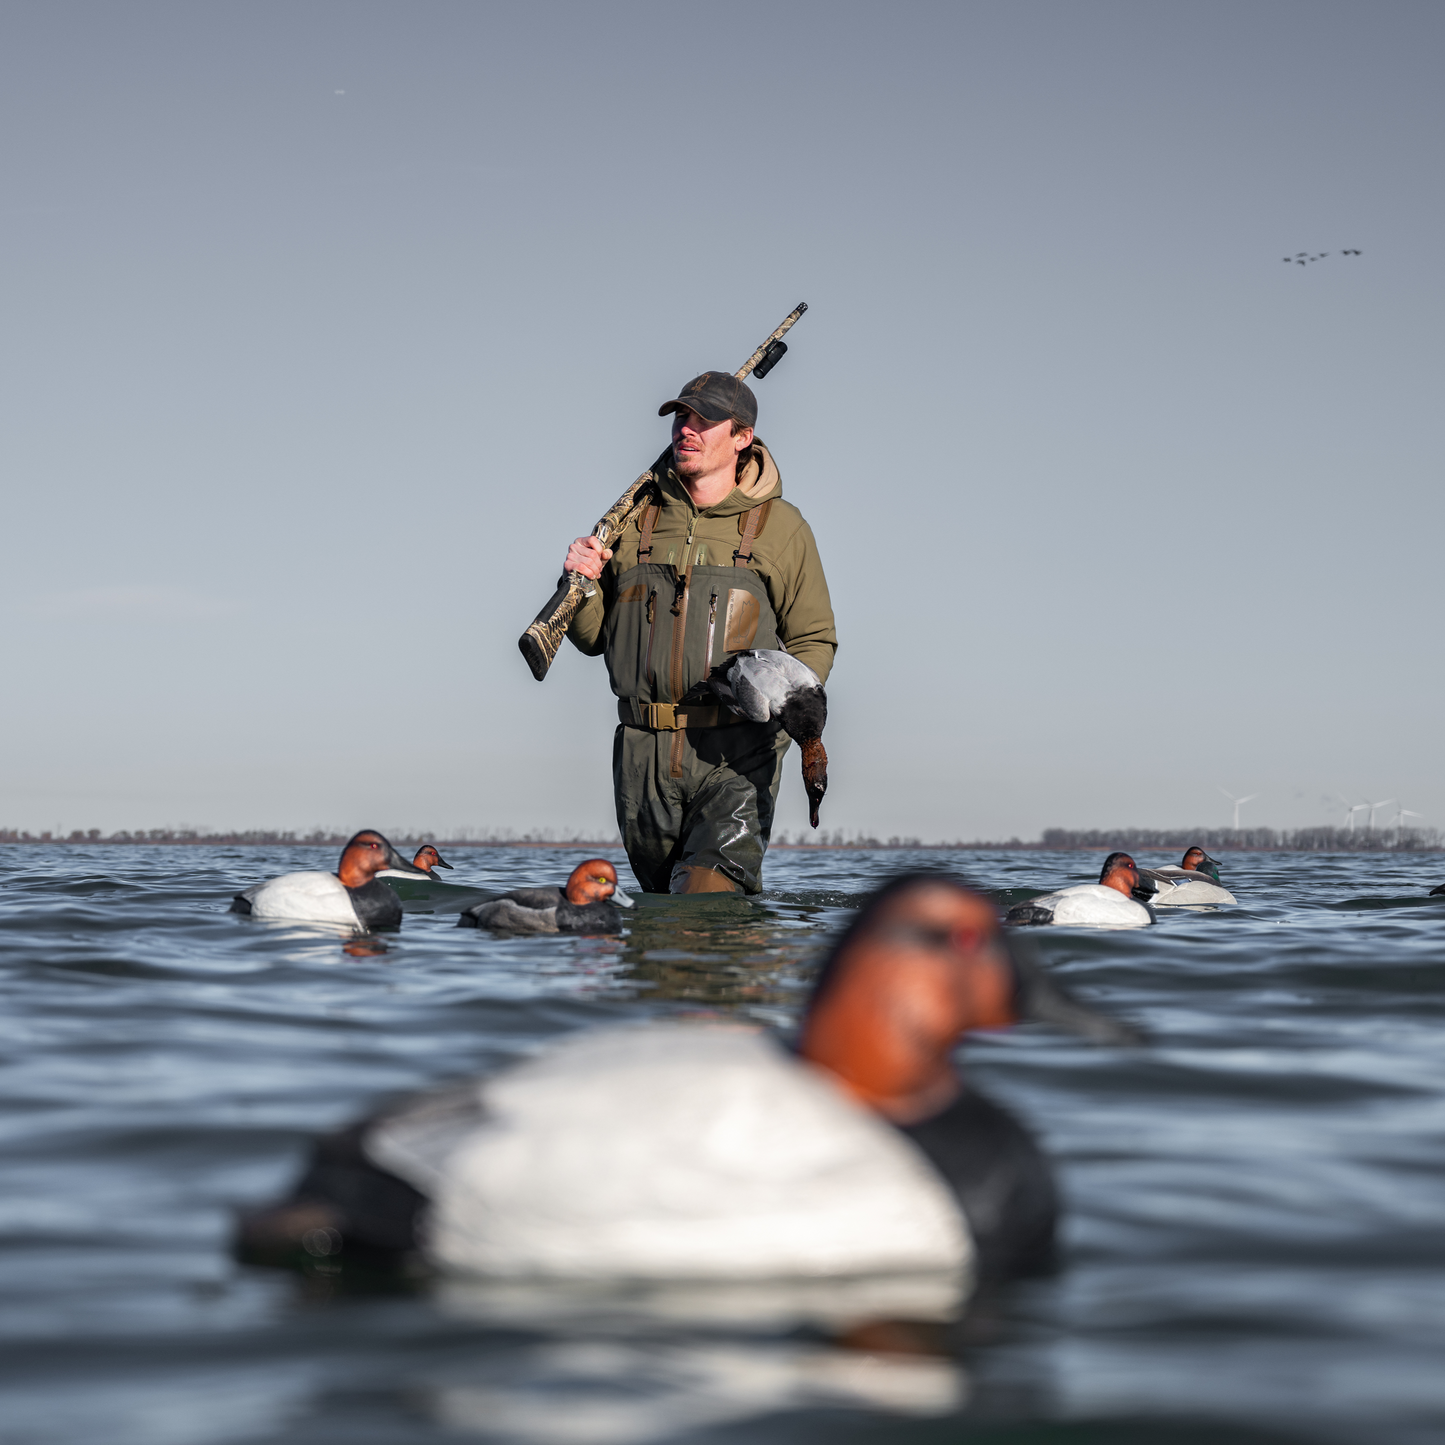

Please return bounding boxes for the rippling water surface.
[3,844,1445,1445]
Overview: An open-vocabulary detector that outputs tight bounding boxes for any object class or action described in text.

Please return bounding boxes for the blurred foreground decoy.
[230,831,431,929]
[236,875,1140,1285]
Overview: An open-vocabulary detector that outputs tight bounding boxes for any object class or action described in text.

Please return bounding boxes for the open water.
[3,844,1445,1445]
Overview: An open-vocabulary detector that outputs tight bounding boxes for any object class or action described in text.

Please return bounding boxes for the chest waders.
[606,498,790,894]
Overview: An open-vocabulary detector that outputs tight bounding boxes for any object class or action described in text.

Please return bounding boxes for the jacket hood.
[655,440,782,517]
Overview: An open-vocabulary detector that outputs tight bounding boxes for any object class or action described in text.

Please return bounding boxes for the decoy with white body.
[236,875,1140,1285]
[457,859,633,934]
[680,649,828,826]
[1139,847,1236,906]
[1005,852,1156,929]
[230,830,431,929]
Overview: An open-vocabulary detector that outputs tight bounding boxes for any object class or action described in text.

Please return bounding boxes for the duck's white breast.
[367,1022,973,1281]
[242,871,359,926]
[1038,884,1153,928]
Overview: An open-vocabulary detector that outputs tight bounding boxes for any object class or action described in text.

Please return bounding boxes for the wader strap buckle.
[732,499,774,566]
[620,700,738,730]
[636,500,662,561]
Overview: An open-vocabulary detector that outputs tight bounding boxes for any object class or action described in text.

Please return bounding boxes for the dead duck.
[681,649,828,826]
[457,859,634,934]
[230,831,431,929]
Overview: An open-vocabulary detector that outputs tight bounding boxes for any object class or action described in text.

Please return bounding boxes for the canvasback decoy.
[230,830,431,929]
[235,875,1139,1284]
[379,845,455,882]
[456,859,634,934]
[1139,847,1236,906]
[680,649,828,826]
[1005,852,1156,928]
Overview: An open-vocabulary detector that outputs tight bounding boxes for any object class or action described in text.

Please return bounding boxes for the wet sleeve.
[769,517,837,684]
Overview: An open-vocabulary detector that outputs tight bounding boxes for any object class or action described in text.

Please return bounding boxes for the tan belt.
[618,699,743,731]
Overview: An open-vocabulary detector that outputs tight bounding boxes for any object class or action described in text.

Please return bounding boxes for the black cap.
[658,371,757,429]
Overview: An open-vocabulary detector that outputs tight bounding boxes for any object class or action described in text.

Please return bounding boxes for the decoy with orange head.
[230,830,431,929]
[236,874,1138,1286]
[457,858,634,934]
[1005,851,1157,928]
[1139,846,1236,906]
[379,844,455,881]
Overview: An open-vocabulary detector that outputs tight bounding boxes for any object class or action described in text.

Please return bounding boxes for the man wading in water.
[563,371,836,894]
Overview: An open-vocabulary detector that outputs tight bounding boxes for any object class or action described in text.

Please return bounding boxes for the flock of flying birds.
[1284,249,1363,265]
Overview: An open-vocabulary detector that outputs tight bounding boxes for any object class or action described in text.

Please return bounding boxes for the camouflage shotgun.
[518,302,808,681]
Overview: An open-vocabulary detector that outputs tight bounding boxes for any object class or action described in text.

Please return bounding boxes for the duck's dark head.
[799,875,1140,1123]
[776,687,828,828]
[800,738,829,828]
[337,830,429,887]
[564,859,634,908]
[1180,847,1221,882]
[413,845,453,873]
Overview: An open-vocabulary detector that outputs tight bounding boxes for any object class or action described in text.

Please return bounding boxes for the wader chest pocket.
[723,589,760,651]
[605,563,777,704]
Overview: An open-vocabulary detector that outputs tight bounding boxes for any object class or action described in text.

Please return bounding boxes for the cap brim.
[658,399,733,423]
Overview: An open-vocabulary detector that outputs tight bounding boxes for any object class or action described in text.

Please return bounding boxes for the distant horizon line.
[3,825,1441,854]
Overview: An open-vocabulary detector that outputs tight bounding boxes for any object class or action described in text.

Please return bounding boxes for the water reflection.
[341,935,390,958]
[423,1337,964,1445]
[614,895,830,1006]
[424,1274,969,1444]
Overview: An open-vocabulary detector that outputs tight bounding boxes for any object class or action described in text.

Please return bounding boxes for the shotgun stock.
[518,303,808,681]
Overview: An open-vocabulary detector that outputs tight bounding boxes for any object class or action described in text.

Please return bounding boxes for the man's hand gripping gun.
[517,303,808,681]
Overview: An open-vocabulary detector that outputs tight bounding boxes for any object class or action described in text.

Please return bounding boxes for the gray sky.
[3,1,1441,844]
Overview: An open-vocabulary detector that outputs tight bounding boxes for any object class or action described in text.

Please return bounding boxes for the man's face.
[671,409,753,480]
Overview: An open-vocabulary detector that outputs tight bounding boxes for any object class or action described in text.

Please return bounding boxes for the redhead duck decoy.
[379,844,455,882]
[1139,847,1236,906]
[1005,852,1156,928]
[236,875,1138,1284]
[230,830,431,929]
[680,649,828,826]
[457,859,634,934]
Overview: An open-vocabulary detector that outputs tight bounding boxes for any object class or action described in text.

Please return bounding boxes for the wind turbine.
[1364,799,1395,832]
[1334,795,1368,831]
[1393,806,1423,839]
[1220,788,1259,831]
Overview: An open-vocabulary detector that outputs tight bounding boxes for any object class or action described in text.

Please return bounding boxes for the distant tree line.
[1035,827,1442,853]
[2,825,1439,852]
[773,830,926,848]
[0,828,622,848]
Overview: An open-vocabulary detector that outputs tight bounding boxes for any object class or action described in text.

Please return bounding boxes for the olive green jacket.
[566,442,837,688]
